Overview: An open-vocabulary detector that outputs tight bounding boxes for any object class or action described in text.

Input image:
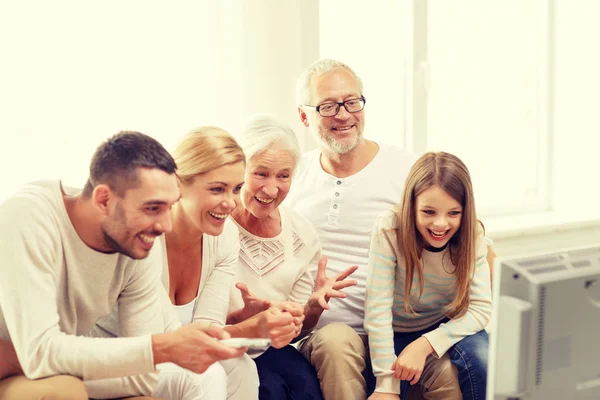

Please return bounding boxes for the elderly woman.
[226,115,358,400]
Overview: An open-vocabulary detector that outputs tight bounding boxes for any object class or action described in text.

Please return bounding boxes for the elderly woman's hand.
[307,256,358,311]
[236,282,272,320]
[226,283,272,325]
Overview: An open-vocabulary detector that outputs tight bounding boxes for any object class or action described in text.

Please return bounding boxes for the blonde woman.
[158,127,257,400]
[92,127,258,400]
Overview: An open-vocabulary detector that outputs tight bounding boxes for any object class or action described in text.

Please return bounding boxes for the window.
[421,0,551,216]
[320,1,554,219]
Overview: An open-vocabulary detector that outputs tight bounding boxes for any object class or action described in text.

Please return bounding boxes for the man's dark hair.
[82,131,177,198]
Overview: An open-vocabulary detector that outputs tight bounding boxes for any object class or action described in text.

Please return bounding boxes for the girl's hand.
[368,392,399,400]
[307,256,358,311]
[392,337,434,384]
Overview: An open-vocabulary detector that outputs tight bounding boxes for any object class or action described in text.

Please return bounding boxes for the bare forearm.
[302,303,323,332]
[224,315,261,338]
[151,332,174,365]
[226,309,246,325]
[416,336,435,357]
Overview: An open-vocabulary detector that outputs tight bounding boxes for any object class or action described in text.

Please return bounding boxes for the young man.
[286,60,463,400]
[0,131,246,399]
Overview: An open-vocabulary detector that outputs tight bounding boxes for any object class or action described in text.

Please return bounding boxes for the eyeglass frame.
[303,96,366,117]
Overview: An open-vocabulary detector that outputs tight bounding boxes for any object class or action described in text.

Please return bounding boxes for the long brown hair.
[395,152,477,318]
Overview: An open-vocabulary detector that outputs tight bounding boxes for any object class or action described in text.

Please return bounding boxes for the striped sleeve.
[364,212,401,394]
[422,229,492,357]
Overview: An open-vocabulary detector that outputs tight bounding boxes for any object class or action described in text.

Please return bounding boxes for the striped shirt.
[365,209,492,394]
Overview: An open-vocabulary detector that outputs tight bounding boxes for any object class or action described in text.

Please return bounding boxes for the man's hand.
[153,322,247,374]
[307,256,358,311]
[368,392,399,400]
[392,337,434,385]
[0,339,23,380]
[257,306,298,348]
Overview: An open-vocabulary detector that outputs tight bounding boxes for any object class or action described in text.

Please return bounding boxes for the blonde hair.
[173,126,245,185]
[395,152,477,319]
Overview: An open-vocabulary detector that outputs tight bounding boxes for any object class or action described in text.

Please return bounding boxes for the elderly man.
[0,131,245,399]
[286,59,464,400]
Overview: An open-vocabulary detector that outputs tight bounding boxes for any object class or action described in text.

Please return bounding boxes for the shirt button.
[333,204,338,209]
[336,180,342,185]
[335,192,340,197]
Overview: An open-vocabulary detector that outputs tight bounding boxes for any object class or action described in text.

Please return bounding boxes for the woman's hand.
[307,256,358,311]
[274,301,305,337]
[236,282,271,319]
[226,283,271,324]
[392,337,434,385]
[257,306,299,348]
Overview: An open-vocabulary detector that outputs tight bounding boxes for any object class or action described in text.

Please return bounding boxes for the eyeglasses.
[304,97,366,117]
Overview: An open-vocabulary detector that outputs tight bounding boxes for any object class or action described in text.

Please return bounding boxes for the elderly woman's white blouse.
[228,205,322,315]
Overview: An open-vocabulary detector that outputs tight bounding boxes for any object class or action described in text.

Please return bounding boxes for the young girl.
[365,152,492,400]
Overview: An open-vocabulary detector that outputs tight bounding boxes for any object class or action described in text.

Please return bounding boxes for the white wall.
[235,0,319,151]
[0,1,221,195]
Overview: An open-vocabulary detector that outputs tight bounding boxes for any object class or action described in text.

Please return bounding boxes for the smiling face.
[242,148,294,219]
[101,168,180,259]
[415,185,463,248]
[300,67,365,155]
[178,161,245,236]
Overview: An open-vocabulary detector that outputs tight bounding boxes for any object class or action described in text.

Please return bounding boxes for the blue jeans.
[393,320,489,400]
[254,345,324,400]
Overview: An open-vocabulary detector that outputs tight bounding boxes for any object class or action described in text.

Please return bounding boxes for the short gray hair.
[238,115,302,173]
[295,59,364,106]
